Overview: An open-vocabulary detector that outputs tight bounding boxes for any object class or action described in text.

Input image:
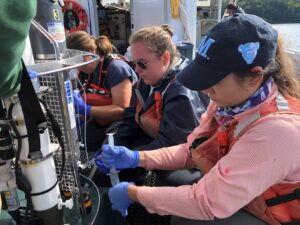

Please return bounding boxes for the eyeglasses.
[133,60,148,70]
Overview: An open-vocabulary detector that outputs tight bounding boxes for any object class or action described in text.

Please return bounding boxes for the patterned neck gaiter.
[216,77,274,125]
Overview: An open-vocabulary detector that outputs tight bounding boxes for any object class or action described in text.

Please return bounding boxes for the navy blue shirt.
[78,58,137,91]
[106,60,137,89]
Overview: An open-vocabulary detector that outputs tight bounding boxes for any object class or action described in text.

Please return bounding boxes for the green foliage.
[222,0,300,23]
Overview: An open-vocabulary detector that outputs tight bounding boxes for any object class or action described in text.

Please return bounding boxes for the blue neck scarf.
[216,77,274,125]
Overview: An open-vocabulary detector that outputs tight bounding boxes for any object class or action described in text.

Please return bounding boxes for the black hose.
[39,99,65,184]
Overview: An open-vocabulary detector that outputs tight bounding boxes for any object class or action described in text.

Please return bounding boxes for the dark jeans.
[155,169,202,187]
[171,210,268,225]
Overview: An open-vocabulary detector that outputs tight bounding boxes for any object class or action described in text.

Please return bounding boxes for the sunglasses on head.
[133,60,148,70]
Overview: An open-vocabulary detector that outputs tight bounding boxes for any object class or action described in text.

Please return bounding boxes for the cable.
[74,76,89,162]
[74,76,84,140]
[7,103,35,224]
[38,99,66,184]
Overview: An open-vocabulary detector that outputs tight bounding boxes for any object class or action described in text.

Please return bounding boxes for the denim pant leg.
[171,210,268,225]
[155,169,202,187]
[97,188,127,225]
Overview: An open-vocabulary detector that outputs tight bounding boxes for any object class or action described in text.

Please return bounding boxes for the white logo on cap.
[197,36,215,59]
[238,42,260,64]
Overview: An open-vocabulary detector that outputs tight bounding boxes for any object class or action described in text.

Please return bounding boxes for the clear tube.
[107,133,120,186]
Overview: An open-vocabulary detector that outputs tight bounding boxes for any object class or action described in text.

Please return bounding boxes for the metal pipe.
[218,0,222,21]
[31,19,60,60]
[27,50,99,76]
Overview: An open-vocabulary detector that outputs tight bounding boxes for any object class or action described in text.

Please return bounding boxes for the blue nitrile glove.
[73,91,92,116]
[27,69,38,79]
[93,151,110,174]
[108,182,134,216]
[101,144,140,169]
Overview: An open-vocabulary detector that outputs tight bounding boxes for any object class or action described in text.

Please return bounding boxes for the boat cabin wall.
[101,0,221,59]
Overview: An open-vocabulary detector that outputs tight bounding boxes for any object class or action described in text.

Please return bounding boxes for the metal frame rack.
[28,49,100,224]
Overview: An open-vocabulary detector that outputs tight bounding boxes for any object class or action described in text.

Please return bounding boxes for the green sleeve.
[0,0,37,98]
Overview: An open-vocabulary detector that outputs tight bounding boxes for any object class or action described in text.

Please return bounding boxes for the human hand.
[101,144,140,169]
[108,182,134,216]
[73,91,91,116]
[93,151,110,174]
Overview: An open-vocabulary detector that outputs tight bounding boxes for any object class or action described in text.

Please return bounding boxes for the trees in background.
[223,0,300,23]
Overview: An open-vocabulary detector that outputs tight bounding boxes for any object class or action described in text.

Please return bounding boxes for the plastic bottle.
[107,133,120,186]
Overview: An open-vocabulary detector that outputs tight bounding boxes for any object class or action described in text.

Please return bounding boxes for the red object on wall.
[62,0,88,33]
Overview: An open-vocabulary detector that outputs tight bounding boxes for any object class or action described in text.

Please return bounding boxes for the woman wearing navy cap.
[98,14,300,225]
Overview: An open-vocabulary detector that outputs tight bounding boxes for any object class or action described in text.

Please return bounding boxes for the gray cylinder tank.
[29,0,66,60]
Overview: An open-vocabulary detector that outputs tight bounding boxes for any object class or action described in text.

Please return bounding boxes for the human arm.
[90,60,136,121]
[138,81,206,150]
[100,103,215,171]
[76,60,137,121]
[99,142,192,174]
[90,78,132,121]
[74,79,132,119]
[127,115,300,219]
[0,0,37,98]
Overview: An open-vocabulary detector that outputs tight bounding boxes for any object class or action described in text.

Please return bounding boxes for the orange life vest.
[80,54,131,126]
[135,78,174,138]
[189,94,300,225]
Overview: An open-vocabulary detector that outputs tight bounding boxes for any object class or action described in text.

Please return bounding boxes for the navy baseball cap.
[177,13,278,91]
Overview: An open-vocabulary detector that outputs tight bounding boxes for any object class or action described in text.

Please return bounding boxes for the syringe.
[107,133,120,186]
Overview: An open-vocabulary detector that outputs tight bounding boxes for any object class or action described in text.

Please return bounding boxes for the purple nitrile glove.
[93,151,110,174]
[101,144,140,169]
[108,182,135,216]
[73,91,92,116]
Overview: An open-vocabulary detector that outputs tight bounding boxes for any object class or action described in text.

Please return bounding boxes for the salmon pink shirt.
[136,85,300,220]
